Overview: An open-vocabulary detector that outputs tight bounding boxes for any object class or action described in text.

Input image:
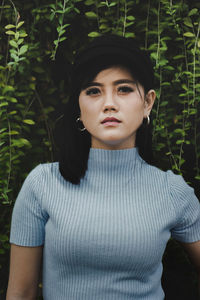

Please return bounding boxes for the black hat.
[72,34,154,92]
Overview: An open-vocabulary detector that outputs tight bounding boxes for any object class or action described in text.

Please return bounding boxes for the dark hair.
[56,34,155,184]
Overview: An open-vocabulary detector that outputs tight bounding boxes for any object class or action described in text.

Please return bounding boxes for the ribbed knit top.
[10,147,200,300]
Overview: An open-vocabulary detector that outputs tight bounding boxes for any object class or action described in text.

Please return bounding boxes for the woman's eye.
[118,86,134,93]
[86,88,100,96]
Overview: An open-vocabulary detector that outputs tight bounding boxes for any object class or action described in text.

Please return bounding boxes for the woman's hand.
[6,244,43,300]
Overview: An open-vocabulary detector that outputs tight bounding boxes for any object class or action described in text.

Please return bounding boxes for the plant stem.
[156,0,161,67]
[122,0,127,37]
[145,0,151,50]
[192,20,200,106]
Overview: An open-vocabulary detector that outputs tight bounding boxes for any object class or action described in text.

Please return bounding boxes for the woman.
[6,35,200,300]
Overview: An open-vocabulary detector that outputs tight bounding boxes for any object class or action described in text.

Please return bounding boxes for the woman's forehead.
[92,66,135,83]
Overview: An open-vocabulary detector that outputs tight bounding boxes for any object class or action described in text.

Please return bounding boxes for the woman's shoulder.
[143,161,188,183]
[39,161,59,173]
[29,161,59,175]
[22,162,60,188]
[141,161,195,196]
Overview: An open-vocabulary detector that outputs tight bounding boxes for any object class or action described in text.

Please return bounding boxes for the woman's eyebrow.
[114,79,136,85]
[84,79,136,89]
[84,82,103,88]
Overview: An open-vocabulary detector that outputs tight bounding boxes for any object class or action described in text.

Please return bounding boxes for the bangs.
[72,54,146,95]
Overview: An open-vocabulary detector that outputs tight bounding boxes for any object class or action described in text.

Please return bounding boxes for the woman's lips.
[101,117,121,127]
[102,121,121,126]
[101,117,121,123]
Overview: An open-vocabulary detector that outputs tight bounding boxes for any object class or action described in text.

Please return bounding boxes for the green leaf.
[188,8,198,16]
[5,30,15,35]
[125,22,134,28]
[56,9,65,13]
[183,19,193,28]
[5,24,15,29]
[0,128,7,133]
[0,101,8,107]
[23,119,35,125]
[99,24,108,30]
[160,101,168,107]
[19,32,28,38]
[8,111,17,115]
[61,24,70,30]
[9,40,18,48]
[150,52,157,60]
[9,130,19,135]
[84,0,94,5]
[85,11,97,18]
[12,138,31,148]
[124,32,135,38]
[64,7,73,14]
[159,59,168,66]
[60,37,67,42]
[7,61,16,66]
[17,38,24,45]
[18,57,26,62]
[2,85,15,94]
[189,108,197,115]
[49,13,55,21]
[176,139,184,144]
[109,2,117,7]
[10,53,19,61]
[127,16,135,21]
[58,29,66,36]
[183,32,195,37]
[88,31,100,37]
[174,128,185,134]
[15,32,20,40]
[16,21,24,29]
[10,48,18,54]
[74,8,80,13]
[173,55,184,60]
[19,45,28,56]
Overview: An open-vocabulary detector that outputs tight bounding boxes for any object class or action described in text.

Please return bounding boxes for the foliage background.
[0,0,200,298]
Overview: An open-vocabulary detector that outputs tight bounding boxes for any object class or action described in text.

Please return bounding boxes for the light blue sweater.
[10,148,200,300]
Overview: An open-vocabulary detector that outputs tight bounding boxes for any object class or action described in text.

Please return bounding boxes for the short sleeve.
[167,170,200,243]
[10,164,48,246]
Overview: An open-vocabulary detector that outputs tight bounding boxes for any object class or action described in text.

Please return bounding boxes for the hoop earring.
[76,117,86,132]
[144,115,150,125]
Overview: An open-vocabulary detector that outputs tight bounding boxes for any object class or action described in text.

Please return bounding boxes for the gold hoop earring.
[76,117,86,132]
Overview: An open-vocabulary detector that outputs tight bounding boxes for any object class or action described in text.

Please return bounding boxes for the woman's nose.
[103,93,119,112]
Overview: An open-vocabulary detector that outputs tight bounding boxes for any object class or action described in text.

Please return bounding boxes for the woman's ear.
[144,89,156,116]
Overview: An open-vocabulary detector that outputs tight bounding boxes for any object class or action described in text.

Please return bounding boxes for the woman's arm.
[180,240,200,299]
[6,244,43,300]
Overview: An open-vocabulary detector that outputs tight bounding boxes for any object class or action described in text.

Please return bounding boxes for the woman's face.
[79,67,156,150]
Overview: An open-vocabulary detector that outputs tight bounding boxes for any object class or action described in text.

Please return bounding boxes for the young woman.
[6,35,200,300]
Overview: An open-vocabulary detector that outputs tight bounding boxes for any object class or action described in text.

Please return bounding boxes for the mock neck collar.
[85,147,142,186]
[88,147,139,165]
